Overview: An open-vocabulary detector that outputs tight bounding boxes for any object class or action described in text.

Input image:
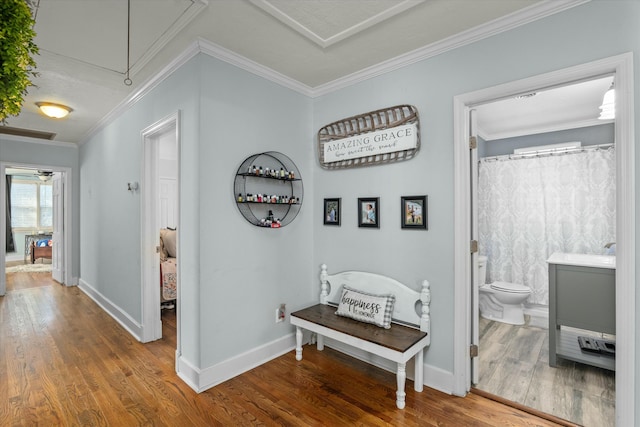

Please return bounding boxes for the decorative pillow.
[159,234,168,262]
[160,228,177,259]
[335,286,396,329]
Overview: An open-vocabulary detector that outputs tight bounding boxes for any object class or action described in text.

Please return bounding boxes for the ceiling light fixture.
[36,102,72,119]
[598,82,615,120]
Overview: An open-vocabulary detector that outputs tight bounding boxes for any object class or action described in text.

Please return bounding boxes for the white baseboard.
[176,353,202,392]
[5,252,23,262]
[190,333,296,393]
[323,338,455,395]
[74,285,453,397]
[524,304,549,329]
[78,278,143,341]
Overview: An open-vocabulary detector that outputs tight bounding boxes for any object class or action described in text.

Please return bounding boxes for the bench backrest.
[319,264,430,334]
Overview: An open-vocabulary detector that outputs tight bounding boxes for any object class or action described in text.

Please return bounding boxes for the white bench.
[290,264,431,409]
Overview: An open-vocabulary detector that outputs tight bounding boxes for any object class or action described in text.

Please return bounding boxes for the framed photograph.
[323,198,341,226]
[401,195,427,229]
[358,197,380,228]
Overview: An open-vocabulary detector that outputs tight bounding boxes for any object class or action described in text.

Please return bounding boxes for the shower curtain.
[478,147,616,305]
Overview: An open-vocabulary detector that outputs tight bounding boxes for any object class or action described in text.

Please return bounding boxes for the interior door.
[470,109,480,384]
[51,172,64,283]
[159,178,177,229]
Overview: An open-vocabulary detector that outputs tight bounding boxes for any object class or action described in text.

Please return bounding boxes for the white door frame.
[0,162,73,294]
[51,172,64,283]
[453,53,635,426]
[140,111,181,344]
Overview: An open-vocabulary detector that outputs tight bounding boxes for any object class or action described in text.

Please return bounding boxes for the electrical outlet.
[275,304,286,323]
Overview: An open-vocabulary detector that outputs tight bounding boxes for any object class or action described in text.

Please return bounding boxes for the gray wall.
[311,1,639,376]
[77,0,640,410]
[479,123,615,158]
[80,54,314,369]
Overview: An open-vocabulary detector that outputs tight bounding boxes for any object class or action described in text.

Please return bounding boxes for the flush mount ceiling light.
[598,82,615,120]
[36,102,72,119]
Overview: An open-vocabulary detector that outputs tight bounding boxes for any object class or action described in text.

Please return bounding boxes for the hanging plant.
[0,0,39,123]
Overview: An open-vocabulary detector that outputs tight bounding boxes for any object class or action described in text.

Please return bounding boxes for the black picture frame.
[323,198,341,226]
[358,197,380,228]
[401,195,427,229]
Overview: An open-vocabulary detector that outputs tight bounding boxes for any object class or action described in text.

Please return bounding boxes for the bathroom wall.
[479,123,615,158]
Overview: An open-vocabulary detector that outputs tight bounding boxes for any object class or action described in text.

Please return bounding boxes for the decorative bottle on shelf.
[237,193,243,202]
[280,167,285,178]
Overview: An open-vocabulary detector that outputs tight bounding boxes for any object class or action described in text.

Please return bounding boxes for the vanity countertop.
[547,252,616,269]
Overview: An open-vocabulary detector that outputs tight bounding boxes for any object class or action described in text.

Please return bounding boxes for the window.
[10,179,53,230]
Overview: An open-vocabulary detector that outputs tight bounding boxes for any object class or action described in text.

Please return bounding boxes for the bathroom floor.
[475,316,615,427]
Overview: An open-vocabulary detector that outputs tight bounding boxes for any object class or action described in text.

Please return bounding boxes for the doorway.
[470,76,616,425]
[452,53,635,426]
[140,112,180,345]
[1,163,72,295]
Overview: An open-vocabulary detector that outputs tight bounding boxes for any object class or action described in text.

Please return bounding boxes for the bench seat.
[291,264,431,409]
[291,304,429,409]
[291,304,427,353]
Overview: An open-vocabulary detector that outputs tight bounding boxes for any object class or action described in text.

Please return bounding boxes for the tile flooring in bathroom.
[475,316,615,427]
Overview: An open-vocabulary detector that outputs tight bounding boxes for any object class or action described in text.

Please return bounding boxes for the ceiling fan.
[37,170,53,182]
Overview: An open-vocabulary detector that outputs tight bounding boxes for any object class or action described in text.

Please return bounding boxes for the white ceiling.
[476,75,614,141]
[1,0,602,144]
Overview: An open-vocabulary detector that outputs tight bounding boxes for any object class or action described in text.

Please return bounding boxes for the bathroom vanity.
[547,252,615,371]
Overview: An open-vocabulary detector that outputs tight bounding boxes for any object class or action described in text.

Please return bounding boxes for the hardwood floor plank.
[2,272,568,426]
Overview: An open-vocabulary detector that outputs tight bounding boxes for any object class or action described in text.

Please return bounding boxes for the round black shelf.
[233,151,303,228]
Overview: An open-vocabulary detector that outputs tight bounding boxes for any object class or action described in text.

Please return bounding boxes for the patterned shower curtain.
[478,147,616,305]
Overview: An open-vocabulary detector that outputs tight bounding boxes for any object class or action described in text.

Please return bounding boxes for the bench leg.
[396,362,406,409]
[295,327,303,361]
[317,334,324,351]
[414,348,424,392]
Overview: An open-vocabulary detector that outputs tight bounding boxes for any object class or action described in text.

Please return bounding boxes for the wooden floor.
[2,272,568,426]
[476,316,615,427]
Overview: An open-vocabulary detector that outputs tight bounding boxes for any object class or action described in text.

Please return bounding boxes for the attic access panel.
[317,105,420,169]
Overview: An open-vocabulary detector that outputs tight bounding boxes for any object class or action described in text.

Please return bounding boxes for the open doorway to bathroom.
[454,54,634,427]
[471,77,616,425]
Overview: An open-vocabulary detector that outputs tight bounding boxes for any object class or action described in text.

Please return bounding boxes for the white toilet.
[477,255,531,325]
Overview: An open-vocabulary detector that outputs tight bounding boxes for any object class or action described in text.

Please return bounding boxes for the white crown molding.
[79,42,202,145]
[249,0,424,49]
[313,0,591,96]
[130,0,209,77]
[478,117,613,141]
[195,38,315,96]
[81,0,589,143]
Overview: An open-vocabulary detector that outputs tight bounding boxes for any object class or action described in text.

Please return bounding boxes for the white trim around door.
[0,162,73,294]
[140,111,181,345]
[453,53,635,426]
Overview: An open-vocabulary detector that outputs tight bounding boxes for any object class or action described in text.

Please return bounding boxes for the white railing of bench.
[320,263,430,339]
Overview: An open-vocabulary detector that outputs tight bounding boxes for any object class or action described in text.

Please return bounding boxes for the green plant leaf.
[0,0,39,123]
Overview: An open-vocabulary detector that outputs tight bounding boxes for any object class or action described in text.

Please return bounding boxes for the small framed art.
[358,197,379,228]
[323,198,341,226]
[401,195,427,229]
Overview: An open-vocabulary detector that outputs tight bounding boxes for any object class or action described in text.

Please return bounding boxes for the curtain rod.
[480,143,614,163]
